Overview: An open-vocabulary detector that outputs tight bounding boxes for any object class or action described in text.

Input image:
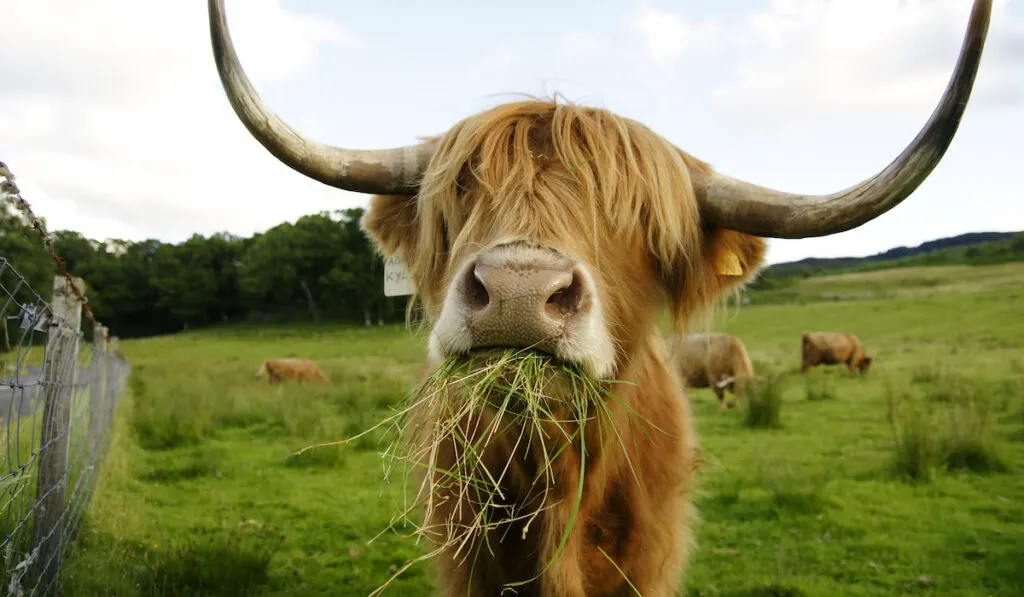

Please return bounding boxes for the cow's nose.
[462,256,589,351]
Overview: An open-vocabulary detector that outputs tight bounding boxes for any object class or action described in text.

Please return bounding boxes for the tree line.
[1,197,407,339]
[5,189,1021,340]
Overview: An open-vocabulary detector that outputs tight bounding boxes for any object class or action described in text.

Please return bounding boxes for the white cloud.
[1,0,1017,265]
[628,4,722,64]
[711,0,1024,129]
[616,0,1020,266]
[0,0,362,244]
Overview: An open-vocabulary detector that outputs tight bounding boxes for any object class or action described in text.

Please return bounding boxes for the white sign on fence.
[17,305,49,332]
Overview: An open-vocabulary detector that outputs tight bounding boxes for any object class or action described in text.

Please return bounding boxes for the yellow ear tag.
[716,250,743,276]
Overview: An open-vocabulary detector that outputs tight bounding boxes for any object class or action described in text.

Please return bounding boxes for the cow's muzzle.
[430,242,614,378]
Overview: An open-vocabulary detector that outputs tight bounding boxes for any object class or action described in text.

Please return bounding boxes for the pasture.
[62,263,1024,596]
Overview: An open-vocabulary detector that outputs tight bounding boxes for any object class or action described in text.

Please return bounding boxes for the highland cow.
[801,332,873,375]
[668,332,756,409]
[255,358,329,385]
[207,0,990,593]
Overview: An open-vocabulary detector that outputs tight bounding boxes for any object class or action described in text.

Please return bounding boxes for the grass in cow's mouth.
[295,347,648,596]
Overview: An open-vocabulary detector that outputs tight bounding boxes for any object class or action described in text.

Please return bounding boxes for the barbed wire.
[0,162,100,335]
[0,159,130,596]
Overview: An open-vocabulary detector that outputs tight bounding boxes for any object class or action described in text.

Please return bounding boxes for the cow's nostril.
[465,264,490,311]
[545,270,584,317]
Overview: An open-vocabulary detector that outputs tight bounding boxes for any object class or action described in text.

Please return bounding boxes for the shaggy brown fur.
[361,98,766,596]
[668,332,756,409]
[801,332,873,375]
[255,358,329,385]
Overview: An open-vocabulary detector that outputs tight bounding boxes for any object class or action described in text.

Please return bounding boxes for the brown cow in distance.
[801,332,873,375]
[255,358,330,385]
[208,0,990,594]
[668,332,756,409]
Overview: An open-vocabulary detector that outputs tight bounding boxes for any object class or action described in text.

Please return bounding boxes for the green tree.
[0,195,54,297]
[1012,233,1024,255]
[150,236,220,330]
[4,203,409,339]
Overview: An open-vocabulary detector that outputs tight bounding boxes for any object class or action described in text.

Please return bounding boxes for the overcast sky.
[1,0,1021,265]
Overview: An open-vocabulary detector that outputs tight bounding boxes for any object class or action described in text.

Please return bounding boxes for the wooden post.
[30,276,85,591]
[107,336,123,430]
[88,325,108,461]
[109,336,123,362]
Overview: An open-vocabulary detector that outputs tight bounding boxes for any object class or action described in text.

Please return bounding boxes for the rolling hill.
[750,230,1024,297]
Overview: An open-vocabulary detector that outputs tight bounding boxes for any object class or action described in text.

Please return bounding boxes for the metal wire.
[0,161,130,596]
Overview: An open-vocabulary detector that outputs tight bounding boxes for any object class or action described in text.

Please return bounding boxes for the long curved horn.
[208,0,435,195]
[692,0,992,239]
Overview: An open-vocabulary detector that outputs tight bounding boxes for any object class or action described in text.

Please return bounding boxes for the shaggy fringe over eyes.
[407,96,707,314]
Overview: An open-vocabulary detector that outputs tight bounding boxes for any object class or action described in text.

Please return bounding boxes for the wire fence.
[0,161,130,596]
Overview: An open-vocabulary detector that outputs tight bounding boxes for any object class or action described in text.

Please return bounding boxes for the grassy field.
[61,263,1024,596]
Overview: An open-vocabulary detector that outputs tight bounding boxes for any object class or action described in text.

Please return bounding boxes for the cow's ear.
[663,225,767,329]
[360,194,419,259]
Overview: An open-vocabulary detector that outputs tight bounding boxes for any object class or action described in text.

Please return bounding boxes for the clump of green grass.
[886,386,941,481]
[753,451,835,516]
[804,374,836,402]
[265,395,339,439]
[886,377,1007,481]
[130,374,215,450]
[742,375,785,429]
[141,445,227,483]
[942,389,1008,473]
[140,521,285,596]
[303,348,645,597]
[923,371,981,404]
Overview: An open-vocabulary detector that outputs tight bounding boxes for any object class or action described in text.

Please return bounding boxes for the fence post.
[107,336,121,431]
[30,275,85,591]
[89,324,108,461]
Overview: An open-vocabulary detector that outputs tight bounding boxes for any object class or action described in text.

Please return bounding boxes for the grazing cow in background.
[801,332,873,375]
[208,0,989,594]
[668,333,756,409]
[255,358,329,385]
